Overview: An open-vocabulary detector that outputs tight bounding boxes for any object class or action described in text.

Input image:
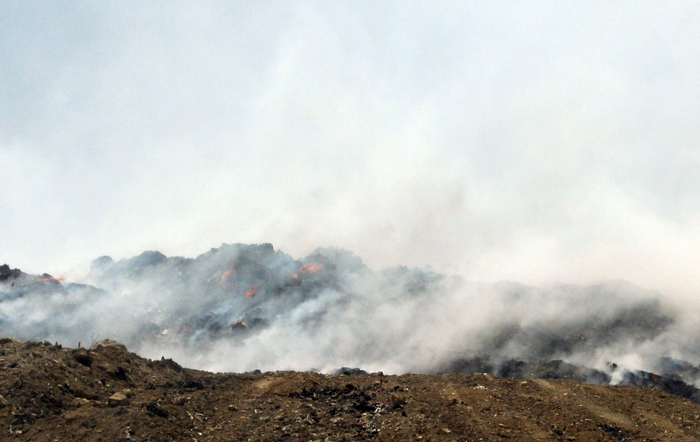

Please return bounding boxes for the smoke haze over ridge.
[2,243,699,388]
[2,2,700,302]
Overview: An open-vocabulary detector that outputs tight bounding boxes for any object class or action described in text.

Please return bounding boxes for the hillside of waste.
[1,243,700,401]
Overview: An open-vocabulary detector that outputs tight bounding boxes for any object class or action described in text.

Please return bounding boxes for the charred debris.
[1,243,700,404]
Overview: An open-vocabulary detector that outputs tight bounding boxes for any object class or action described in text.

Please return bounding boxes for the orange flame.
[290,263,322,280]
[299,263,322,274]
[244,284,258,298]
[219,268,235,289]
[35,276,64,283]
[220,268,234,282]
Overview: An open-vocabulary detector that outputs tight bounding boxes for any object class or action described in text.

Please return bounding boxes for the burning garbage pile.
[2,243,700,402]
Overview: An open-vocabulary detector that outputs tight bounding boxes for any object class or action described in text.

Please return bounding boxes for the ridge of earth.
[0,338,699,441]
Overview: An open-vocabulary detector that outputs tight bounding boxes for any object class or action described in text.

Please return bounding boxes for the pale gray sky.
[2,1,700,297]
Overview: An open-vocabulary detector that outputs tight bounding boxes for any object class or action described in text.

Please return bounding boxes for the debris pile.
[0,338,699,441]
[1,243,699,399]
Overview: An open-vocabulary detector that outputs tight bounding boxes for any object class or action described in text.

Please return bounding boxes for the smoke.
[3,3,700,401]
[1,244,697,387]
[2,2,700,302]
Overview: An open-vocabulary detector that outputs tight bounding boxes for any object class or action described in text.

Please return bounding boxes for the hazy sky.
[2,1,700,297]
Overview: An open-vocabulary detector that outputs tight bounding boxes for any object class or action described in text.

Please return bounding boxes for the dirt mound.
[1,339,700,441]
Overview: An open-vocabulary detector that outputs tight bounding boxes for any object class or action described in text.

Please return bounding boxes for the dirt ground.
[0,339,699,441]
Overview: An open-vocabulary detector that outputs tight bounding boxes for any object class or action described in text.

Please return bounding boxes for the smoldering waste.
[1,243,700,404]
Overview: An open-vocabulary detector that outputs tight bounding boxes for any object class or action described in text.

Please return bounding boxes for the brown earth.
[0,339,699,441]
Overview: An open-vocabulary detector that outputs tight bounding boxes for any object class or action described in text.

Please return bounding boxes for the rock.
[73,349,93,367]
[146,401,169,418]
[172,396,189,405]
[390,394,406,409]
[71,386,100,400]
[70,398,92,407]
[91,339,128,353]
[108,392,130,407]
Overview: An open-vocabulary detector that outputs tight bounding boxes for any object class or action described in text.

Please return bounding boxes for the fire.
[34,276,64,283]
[299,263,322,274]
[291,263,323,279]
[218,268,235,289]
[244,284,258,298]
[220,268,234,282]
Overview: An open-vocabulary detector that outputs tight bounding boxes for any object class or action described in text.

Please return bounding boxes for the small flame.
[220,268,234,282]
[299,263,322,274]
[290,263,322,280]
[34,276,64,283]
[219,268,235,289]
[244,284,258,298]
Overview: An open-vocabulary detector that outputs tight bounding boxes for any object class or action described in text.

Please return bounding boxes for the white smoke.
[2,4,700,397]
[3,2,700,304]
[0,244,692,382]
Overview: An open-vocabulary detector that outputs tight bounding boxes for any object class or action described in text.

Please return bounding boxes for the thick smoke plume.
[1,244,699,393]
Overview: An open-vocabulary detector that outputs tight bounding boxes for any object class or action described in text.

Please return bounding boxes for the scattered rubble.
[0,339,697,441]
[3,244,700,440]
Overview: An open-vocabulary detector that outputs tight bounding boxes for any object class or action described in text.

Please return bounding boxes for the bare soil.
[1,339,699,441]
